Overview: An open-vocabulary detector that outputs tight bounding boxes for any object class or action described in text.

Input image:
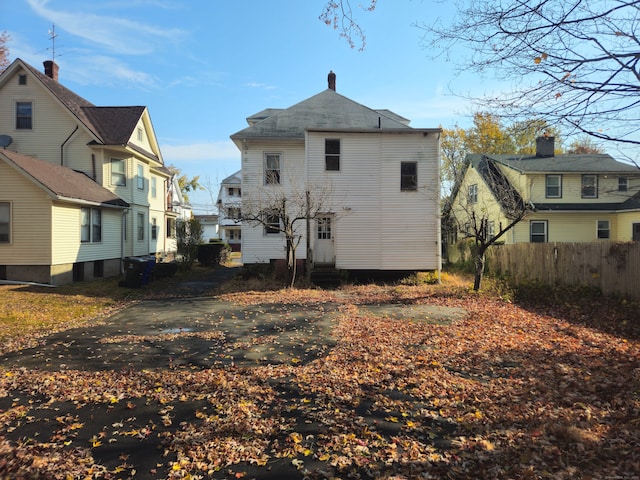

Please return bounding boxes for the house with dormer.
[445,136,640,262]
[230,72,442,274]
[0,58,178,285]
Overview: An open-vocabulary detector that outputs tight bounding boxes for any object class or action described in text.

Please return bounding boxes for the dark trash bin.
[119,257,147,288]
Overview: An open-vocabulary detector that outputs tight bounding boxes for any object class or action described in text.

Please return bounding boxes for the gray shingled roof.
[231,89,415,140]
[468,153,639,174]
[1,150,129,208]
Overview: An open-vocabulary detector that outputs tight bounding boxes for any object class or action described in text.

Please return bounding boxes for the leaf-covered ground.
[0,280,638,479]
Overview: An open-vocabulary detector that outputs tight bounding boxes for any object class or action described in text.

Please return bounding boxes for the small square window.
[530,220,548,243]
[401,162,418,191]
[18,74,27,85]
[264,213,280,234]
[618,177,628,192]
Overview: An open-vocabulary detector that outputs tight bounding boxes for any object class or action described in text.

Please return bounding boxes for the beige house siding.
[51,203,123,264]
[0,67,86,165]
[0,162,52,264]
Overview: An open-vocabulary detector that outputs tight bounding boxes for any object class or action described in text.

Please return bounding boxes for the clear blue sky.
[3,0,489,213]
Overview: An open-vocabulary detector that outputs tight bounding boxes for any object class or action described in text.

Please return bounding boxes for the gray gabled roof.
[468,153,639,174]
[231,89,416,141]
[0,150,129,208]
[220,170,242,185]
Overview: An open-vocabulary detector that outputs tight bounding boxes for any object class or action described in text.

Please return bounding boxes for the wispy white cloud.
[26,0,187,55]
[245,82,277,90]
[63,54,157,88]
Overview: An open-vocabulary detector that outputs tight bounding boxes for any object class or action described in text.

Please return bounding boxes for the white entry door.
[315,215,335,265]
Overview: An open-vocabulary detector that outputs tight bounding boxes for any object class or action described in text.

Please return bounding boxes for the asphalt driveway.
[0,267,467,479]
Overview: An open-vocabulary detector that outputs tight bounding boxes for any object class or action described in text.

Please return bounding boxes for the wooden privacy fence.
[486,242,640,300]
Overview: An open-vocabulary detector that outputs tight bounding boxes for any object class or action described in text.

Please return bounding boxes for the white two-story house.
[230,72,442,274]
[0,58,177,285]
[216,170,242,252]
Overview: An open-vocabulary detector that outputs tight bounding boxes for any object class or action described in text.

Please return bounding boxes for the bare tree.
[241,180,335,288]
[448,156,533,290]
[319,0,377,50]
[421,0,640,148]
[0,31,9,73]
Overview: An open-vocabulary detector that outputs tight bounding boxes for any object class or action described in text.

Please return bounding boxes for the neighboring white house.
[0,58,182,284]
[164,174,193,258]
[230,72,442,273]
[216,170,242,252]
[194,214,220,243]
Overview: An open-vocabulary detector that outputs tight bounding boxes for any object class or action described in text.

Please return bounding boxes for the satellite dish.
[0,135,12,148]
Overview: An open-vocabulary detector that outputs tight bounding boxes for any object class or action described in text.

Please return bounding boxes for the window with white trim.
[318,217,332,239]
[582,174,598,198]
[618,177,628,192]
[530,220,548,243]
[264,213,280,234]
[80,207,102,243]
[16,101,32,129]
[265,153,281,184]
[137,164,145,190]
[546,175,562,198]
[151,217,158,240]
[597,220,610,239]
[151,177,157,198]
[0,202,10,243]
[468,184,478,204]
[111,158,126,186]
[137,212,145,241]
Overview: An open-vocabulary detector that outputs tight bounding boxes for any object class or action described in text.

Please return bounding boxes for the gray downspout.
[121,208,130,274]
[60,125,79,166]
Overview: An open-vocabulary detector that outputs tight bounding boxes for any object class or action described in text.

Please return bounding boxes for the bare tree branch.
[421,0,640,147]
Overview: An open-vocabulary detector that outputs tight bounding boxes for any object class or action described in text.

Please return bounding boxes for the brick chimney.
[328,70,336,91]
[43,60,59,81]
[536,135,555,157]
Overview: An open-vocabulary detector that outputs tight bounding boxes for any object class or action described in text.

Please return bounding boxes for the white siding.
[241,141,307,264]
[240,132,441,270]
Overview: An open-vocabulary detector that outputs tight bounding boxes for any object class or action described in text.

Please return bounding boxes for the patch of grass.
[0,265,219,349]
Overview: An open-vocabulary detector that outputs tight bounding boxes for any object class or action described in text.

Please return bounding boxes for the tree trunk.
[473,251,485,291]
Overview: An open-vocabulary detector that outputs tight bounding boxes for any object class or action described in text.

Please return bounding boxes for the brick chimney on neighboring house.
[43,60,59,81]
[328,70,336,91]
[536,135,555,157]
